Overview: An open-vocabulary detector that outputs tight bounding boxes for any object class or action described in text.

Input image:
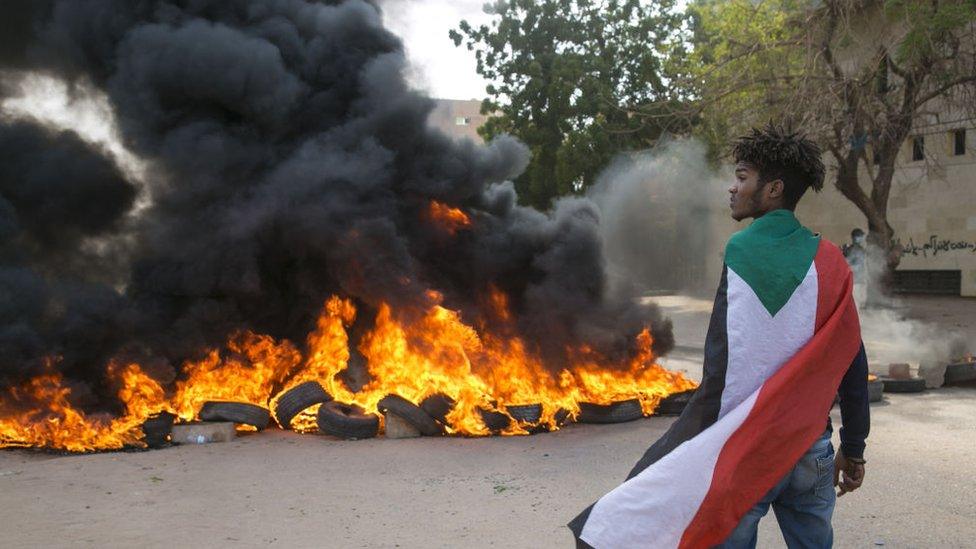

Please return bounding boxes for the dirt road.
[1,387,974,548]
[2,294,973,548]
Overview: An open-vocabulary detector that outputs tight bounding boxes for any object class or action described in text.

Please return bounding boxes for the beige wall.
[427,99,487,143]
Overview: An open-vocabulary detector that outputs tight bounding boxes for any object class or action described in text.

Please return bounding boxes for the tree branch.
[916,74,976,106]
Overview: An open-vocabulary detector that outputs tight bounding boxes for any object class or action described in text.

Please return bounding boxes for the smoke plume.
[0,0,672,407]
[588,139,722,295]
[855,243,968,370]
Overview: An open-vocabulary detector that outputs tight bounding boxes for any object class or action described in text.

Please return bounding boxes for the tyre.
[478,408,512,432]
[506,403,542,424]
[881,376,926,393]
[377,394,444,436]
[141,411,175,448]
[198,401,271,430]
[945,361,976,385]
[420,393,456,425]
[656,389,696,416]
[274,381,332,429]
[577,399,643,424]
[867,378,884,402]
[524,407,572,434]
[554,408,573,427]
[317,401,379,439]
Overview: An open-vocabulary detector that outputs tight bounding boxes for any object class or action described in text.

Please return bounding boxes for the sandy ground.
[1,295,974,548]
[1,390,974,548]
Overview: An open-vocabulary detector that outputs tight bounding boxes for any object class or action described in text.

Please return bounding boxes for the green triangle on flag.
[724,210,821,316]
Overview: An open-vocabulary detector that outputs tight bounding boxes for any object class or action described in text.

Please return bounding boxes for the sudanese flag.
[569,210,862,548]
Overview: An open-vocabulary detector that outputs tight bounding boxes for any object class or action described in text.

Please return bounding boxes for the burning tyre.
[506,403,542,424]
[478,408,513,432]
[317,402,379,440]
[198,401,271,430]
[141,412,175,448]
[554,408,573,427]
[377,394,444,436]
[420,393,456,426]
[577,399,643,424]
[273,381,333,429]
[656,389,696,416]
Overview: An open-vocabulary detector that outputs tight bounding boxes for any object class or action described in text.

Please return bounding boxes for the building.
[707,3,976,298]
[794,3,976,297]
[427,99,487,143]
[797,121,976,296]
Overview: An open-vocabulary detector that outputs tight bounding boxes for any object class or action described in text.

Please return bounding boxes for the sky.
[381,0,493,100]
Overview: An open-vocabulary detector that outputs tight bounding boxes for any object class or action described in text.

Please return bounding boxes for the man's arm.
[835,342,870,495]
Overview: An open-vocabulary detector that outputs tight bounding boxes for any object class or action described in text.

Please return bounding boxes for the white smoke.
[854,243,967,374]
[588,138,727,296]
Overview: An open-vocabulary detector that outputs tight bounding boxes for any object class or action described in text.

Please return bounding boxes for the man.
[844,228,868,305]
[569,125,870,548]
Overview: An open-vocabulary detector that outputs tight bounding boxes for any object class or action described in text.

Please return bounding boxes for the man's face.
[729,162,766,221]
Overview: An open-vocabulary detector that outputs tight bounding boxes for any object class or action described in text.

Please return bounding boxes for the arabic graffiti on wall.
[899,235,976,258]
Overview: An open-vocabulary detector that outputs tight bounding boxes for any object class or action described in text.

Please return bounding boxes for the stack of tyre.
[273,383,446,440]
[142,383,699,445]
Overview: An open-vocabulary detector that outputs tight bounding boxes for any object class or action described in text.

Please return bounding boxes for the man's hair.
[732,124,825,210]
[851,228,865,239]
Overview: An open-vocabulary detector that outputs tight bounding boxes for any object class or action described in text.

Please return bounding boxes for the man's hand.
[834,451,865,497]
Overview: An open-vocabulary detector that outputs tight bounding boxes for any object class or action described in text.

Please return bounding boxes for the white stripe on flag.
[720,264,817,418]
[580,390,761,548]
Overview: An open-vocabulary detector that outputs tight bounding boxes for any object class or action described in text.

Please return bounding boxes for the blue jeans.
[716,429,836,549]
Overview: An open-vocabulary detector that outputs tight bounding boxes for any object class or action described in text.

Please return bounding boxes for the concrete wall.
[427,99,487,143]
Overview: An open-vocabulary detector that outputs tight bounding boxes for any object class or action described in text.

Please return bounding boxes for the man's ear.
[767,179,785,199]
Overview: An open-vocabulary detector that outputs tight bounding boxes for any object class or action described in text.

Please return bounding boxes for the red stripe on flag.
[679,241,861,548]
[814,241,849,331]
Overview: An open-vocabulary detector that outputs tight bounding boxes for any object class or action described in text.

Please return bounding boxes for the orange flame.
[0,361,166,452]
[427,201,472,234]
[171,332,300,423]
[0,288,697,451]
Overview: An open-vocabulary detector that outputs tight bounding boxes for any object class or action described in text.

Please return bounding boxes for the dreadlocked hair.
[732,123,825,210]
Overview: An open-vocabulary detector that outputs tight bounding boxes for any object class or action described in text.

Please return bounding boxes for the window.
[912,136,925,161]
[455,116,470,126]
[892,270,961,295]
[953,129,966,156]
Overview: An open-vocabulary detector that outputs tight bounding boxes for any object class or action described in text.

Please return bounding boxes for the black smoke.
[0,0,672,404]
[0,120,137,390]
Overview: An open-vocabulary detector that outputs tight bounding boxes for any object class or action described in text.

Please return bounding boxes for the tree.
[450,0,687,210]
[682,0,976,289]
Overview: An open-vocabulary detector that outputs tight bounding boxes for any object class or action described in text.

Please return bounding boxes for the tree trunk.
[832,148,902,306]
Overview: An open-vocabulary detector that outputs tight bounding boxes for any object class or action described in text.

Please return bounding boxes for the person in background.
[845,228,867,304]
